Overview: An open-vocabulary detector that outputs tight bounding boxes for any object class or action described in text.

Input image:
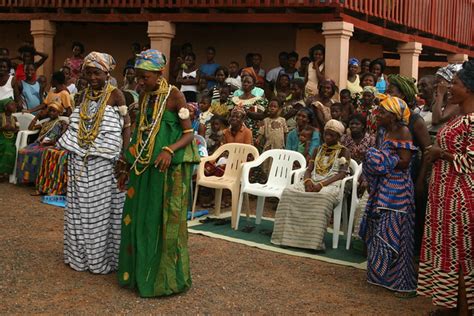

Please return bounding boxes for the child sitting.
[330,103,344,124]
[198,95,213,136]
[210,84,231,118]
[298,125,316,162]
[281,79,306,131]
[187,102,205,136]
[256,98,288,152]
[339,89,354,126]
[206,115,225,155]
[0,99,19,180]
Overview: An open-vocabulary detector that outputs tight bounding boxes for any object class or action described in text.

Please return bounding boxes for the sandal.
[214,218,231,226]
[199,217,218,224]
[394,291,417,299]
[241,225,255,233]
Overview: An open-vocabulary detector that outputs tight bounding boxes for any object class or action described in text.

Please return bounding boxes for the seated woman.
[16,101,67,184]
[228,74,267,140]
[272,119,350,250]
[286,108,321,162]
[359,95,417,296]
[341,113,375,237]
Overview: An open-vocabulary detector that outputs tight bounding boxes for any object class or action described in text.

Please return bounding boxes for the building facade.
[1,0,472,87]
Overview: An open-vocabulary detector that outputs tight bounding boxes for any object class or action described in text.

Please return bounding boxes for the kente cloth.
[36,148,68,195]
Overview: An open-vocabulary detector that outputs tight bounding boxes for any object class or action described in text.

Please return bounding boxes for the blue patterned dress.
[359,137,417,292]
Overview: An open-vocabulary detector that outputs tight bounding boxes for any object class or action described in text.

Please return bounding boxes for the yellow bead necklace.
[78,82,114,148]
[130,78,172,176]
[314,143,343,176]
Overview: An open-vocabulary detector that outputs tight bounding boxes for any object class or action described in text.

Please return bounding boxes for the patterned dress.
[341,132,375,164]
[359,138,417,292]
[418,113,474,310]
[16,119,65,184]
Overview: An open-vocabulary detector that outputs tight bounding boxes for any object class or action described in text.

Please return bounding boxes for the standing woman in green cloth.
[117,49,200,297]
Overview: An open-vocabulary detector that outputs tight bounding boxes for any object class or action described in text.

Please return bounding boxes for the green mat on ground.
[188,215,367,270]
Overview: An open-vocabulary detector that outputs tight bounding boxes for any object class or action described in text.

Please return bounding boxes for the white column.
[397,42,422,80]
[30,20,56,78]
[322,21,354,90]
[447,53,468,64]
[147,21,176,79]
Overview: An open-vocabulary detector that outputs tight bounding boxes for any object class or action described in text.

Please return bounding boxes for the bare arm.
[111,89,131,151]
[432,81,459,125]
[28,115,42,131]
[34,51,48,69]
[167,87,195,151]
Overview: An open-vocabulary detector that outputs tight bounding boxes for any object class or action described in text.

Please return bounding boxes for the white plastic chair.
[332,159,358,249]
[235,149,306,230]
[345,162,364,250]
[9,113,36,184]
[191,143,259,229]
[291,158,358,249]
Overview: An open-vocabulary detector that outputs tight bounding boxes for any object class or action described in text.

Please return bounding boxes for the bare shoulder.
[166,86,186,111]
[396,125,412,141]
[109,87,125,106]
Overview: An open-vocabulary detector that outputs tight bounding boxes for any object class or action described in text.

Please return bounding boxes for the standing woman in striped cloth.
[418,60,474,315]
[116,49,200,297]
[57,52,131,274]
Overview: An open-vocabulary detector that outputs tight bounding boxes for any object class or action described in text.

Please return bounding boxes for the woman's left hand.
[425,143,443,163]
[313,182,323,193]
[154,151,172,172]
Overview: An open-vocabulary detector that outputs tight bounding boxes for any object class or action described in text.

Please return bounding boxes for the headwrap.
[82,52,116,72]
[47,100,64,113]
[456,60,474,92]
[436,64,462,83]
[186,102,200,117]
[231,106,246,118]
[378,94,411,124]
[324,119,345,136]
[241,67,258,82]
[349,58,360,66]
[387,74,418,106]
[363,86,378,95]
[135,49,167,72]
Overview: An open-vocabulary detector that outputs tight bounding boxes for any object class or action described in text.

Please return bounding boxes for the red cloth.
[15,64,36,82]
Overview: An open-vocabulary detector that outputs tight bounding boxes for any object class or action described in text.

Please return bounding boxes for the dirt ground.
[0,183,434,315]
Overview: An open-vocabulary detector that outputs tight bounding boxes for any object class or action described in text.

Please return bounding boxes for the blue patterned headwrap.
[135,49,167,72]
[349,58,360,66]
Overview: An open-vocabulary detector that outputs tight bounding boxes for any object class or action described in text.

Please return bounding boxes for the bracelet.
[303,178,313,185]
[182,128,194,134]
[308,159,315,163]
[162,146,174,156]
[123,123,131,129]
[318,182,324,189]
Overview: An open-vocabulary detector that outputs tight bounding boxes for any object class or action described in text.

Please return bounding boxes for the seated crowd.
[0,41,472,313]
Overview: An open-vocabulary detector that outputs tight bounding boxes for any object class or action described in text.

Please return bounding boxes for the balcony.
[0,0,472,49]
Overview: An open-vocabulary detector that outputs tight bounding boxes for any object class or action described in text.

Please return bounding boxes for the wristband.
[182,128,194,134]
[162,146,174,156]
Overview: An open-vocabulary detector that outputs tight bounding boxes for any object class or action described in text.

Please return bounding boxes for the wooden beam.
[0,12,338,23]
[340,13,473,56]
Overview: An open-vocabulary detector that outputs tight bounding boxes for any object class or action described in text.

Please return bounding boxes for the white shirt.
[266,66,283,83]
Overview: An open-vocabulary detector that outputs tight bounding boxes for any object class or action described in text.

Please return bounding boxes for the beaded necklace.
[314,142,344,176]
[77,82,114,148]
[130,79,172,175]
[0,113,15,139]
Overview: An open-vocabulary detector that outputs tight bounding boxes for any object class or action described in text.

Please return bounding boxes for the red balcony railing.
[0,0,472,47]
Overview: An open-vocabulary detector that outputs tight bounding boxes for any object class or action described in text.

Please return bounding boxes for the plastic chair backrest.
[13,113,35,131]
[261,149,307,187]
[217,143,259,178]
[348,159,358,176]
